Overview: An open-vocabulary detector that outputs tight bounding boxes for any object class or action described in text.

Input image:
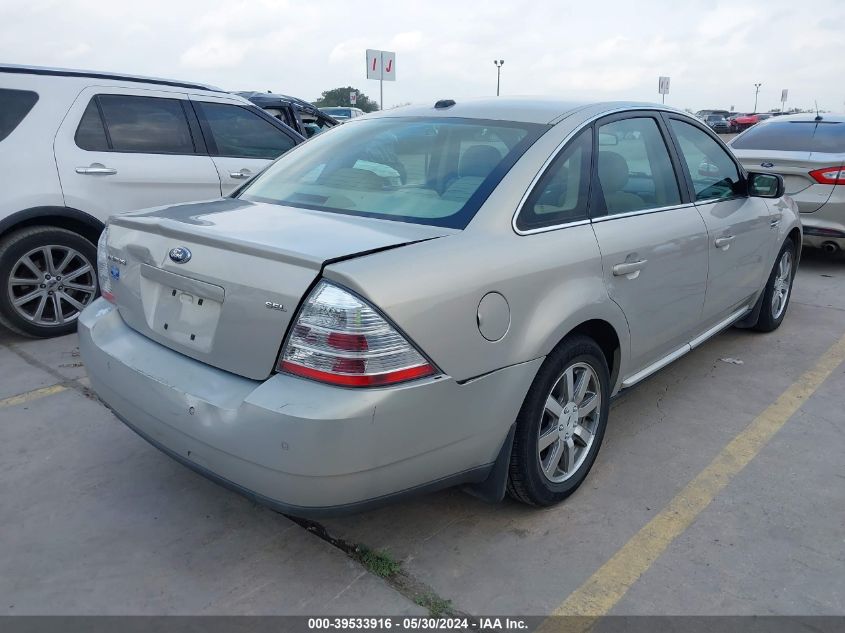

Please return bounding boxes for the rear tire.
[507,335,611,506]
[751,238,796,333]
[0,226,99,338]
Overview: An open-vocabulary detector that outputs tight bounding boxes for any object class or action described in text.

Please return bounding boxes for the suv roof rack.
[0,64,224,92]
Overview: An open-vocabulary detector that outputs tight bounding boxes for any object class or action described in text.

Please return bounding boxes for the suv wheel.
[507,335,611,506]
[0,226,99,338]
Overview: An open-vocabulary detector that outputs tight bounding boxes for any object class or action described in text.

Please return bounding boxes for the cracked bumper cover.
[78,299,541,515]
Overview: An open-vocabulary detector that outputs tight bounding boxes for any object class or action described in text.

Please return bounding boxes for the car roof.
[237,91,323,115]
[0,63,224,92]
[364,97,685,124]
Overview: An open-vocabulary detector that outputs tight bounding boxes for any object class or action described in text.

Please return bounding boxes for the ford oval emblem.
[168,247,192,264]
[761,162,774,168]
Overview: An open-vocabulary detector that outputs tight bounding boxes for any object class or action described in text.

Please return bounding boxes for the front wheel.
[0,226,99,338]
[507,335,611,506]
[752,238,796,333]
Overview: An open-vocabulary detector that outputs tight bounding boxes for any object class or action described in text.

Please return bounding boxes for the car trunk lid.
[733,149,841,212]
[106,198,454,380]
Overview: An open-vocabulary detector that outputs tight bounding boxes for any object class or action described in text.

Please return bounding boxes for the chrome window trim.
[591,202,695,223]
[512,105,699,236]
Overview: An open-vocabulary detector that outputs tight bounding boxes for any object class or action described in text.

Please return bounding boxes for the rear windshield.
[0,88,39,142]
[239,116,548,229]
[732,120,845,153]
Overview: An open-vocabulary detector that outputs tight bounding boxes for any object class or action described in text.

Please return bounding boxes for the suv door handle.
[612,259,648,277]
[76,164,117,175]
[229,169,253,179]
[715,235,736,249]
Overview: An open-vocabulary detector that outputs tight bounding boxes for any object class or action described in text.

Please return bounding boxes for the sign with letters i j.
[366,49,396,81]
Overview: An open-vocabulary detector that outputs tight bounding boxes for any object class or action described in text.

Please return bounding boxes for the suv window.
[669,119,743,201]
[517,128,592,231]
[198,103,297,159]
[96,95,195,154]
[0,88,39,143]
[596,117,681,215]
[75,99,109,151]
[731,120,845,153]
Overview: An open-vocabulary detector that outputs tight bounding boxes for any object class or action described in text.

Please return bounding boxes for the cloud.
[180,37,251,69]
[0,0,842,111]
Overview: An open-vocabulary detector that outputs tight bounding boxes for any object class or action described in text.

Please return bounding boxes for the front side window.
[97,94,194,154]
[670,119,742,201]
[517,128,592,231]
[0,88,38,143]
[240,117,546,229]
[198,102,297,159]
[596,117,682,215]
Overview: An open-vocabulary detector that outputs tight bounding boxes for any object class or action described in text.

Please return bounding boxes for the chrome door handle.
[770,218,781,228]
[612,259,648,277]
[715,235,736,249]
[76,165,117,175]
[229,169,253,179]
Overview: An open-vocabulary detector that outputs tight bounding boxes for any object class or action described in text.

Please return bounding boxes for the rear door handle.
[612,259,648,277]
[75,164,117,175]
[229,169,253,179]
[715,235,736,249]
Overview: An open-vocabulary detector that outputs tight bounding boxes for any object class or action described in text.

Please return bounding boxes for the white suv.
[0,65,304,337]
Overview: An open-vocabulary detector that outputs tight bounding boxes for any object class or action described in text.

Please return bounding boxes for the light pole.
[493,59,504,96]
[753,83,762,113]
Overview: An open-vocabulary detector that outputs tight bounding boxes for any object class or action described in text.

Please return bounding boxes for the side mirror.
[748,172,785,198]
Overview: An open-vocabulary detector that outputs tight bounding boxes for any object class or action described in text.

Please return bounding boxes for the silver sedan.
[79,98,801,515]
[730,113,845,254]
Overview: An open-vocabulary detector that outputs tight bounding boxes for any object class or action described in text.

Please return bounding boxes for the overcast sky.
[2,0,843,112]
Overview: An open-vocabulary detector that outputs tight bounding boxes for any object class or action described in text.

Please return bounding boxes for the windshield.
[322,108,351,119]
[239,116,548,229]
[732,120,845,153]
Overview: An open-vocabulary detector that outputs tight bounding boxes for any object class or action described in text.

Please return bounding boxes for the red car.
[730,112,772,133]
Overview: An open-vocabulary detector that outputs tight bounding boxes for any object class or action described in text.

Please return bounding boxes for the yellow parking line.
[0,384,67,408]
[549,331,845,621]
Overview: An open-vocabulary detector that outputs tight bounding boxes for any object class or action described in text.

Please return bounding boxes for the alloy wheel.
[537,361,602,483]
[7,245,97,327]
[770,249,792,320]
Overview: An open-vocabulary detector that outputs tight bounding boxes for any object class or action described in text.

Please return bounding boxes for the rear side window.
[97,95,195,154]
[596,117,682,215]
[517,128,592,231]
[731,121,845,153]
[197,102,297,159]
[0,88,38,143]
[669,120,742,201]
[75,99,109,151]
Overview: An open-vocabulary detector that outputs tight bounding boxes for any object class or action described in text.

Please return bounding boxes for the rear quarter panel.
[0,73,71,220]
[325,227,630,390]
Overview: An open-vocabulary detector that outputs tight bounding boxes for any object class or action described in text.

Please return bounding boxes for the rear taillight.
[809,166,845,185]
[278,280,436,387]
[96,227,115,303]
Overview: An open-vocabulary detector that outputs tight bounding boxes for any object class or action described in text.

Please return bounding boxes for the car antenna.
[814,101,822,121]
